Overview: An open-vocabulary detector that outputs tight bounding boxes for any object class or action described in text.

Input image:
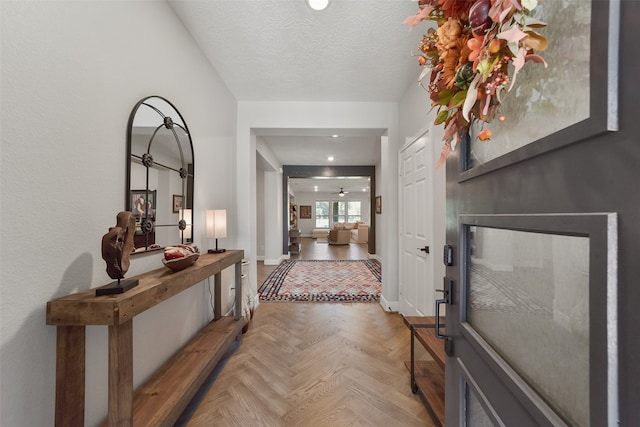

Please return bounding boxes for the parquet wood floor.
[184,303,434,426]
[184,238,434,426]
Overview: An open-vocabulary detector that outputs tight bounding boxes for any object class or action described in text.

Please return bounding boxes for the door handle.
[435,278,452,339]
[418,246,429,253]
[435,299,447,338]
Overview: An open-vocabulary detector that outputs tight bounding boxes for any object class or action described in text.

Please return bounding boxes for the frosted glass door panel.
[468,0,591,167]
[465,383,494,427]
[467,227,589,426]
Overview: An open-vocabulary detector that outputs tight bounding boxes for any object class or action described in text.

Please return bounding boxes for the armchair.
[328,229,350,245]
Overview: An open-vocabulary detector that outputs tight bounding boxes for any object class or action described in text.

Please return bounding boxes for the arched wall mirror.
[126,96,194,253]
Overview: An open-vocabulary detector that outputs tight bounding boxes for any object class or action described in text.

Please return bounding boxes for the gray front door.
[442,1,638,425]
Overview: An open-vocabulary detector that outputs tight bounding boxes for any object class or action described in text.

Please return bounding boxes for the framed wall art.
[172,194,183,213]
[300,205,312,219]
[131,190,156,219]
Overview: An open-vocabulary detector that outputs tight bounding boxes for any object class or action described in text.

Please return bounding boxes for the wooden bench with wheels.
[402,316,445,427]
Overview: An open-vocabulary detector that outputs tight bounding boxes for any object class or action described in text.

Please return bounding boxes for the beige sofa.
[311,229,330,239]
[330,222,368,244]
[351,224,368,243]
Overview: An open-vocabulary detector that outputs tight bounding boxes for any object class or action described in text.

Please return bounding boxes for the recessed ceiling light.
[307,0,330,11]
[328,156,334,161]
[331,134,339,138]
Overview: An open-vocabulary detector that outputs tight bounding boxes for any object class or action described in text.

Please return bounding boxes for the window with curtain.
[347,200,361,223]
[332,201,347,224]
[315,201,329,228]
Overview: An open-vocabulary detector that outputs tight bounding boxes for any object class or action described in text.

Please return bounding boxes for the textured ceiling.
[169,0,421,102]
[169,0,424,191]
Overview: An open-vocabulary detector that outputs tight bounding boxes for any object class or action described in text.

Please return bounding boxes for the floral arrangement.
[404,0,548,167]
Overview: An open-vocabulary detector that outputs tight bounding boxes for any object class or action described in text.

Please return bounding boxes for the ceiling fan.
[332,187,349,197]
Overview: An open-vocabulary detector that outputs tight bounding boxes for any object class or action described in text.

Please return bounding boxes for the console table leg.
[234,261,242,321]
[108,321,133,427]
[55,325,85,427]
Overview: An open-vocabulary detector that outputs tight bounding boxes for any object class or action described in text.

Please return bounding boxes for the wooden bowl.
[162,252,200,272]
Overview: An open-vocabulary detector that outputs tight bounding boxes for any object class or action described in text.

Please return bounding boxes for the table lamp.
[206,209,227,253]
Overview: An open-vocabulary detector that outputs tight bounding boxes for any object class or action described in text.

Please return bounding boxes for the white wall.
[293,191,371,237]
[0,2,237,426]
[256,159,266,259]
[374,161,382,262]
[256,139,284,266]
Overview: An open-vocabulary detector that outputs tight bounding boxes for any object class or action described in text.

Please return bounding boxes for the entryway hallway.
[176,239,436,425]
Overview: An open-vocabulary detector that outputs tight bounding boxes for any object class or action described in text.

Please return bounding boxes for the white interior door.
[399,131,434,316]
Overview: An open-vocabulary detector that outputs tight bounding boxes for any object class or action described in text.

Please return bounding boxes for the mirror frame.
[126,95,195,253]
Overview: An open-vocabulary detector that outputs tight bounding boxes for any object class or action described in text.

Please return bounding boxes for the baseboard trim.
[263,255,288,266]
[256,255,265,261]
[368,253,381,263]
[379,295,398,313]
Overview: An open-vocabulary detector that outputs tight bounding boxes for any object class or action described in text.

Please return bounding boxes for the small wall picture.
[375,196,382,214]
[131,190,156,219]
[300,205,312,219]
[172,194,183,213]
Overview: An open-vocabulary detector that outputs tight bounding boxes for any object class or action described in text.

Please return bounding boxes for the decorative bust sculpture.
[97,211,139,296]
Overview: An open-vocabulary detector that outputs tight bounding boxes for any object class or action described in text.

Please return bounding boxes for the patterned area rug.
[259,260,382,302]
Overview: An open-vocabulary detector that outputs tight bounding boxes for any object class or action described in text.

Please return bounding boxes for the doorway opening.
[282,165,376,256]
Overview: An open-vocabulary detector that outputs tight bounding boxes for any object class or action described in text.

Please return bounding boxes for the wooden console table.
[46,250,244,427]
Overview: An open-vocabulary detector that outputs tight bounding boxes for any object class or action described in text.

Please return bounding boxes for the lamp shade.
[206,209,227,239]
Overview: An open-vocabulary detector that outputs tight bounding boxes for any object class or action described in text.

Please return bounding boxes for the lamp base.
[95,279,139,296]
[208,249,226,254]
